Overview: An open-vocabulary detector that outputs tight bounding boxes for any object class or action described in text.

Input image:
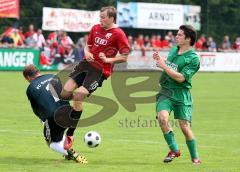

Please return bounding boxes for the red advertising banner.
[0,0,19,18]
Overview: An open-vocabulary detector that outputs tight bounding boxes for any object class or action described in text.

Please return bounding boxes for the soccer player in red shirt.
[60,6,130,130]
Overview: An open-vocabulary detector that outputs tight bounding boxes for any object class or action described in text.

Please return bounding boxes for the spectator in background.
[128,35,139,51]
[0,34,2,45]
[0,33,14,47]
[77,34,88,48]
[155,35,163,49]
[161,35,170,50]
[207,36,217,52]
[18,26,25,44]
[39,40,52,66]
[232,37,240,52]
[144,35,151,50]
[62,32,73,44]
[10,29,22,47]
[25,31,37,48]
[195,34,207,51]
[47,30,60,60]
[23,24,38,48]
[151,35,159,50]
[219,35,232,52]
[167,31,176,46]
[24,24,36,39]
[47,30,58,45]
[74,44,85,62]
[136,34,146,57]
[59,31,74,57]
[73,42,84,62]
[0,27,14,47]
[73,34,90,62]
[36,29,46,49]
[127,35,134,50]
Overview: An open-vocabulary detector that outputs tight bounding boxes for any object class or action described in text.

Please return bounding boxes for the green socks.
[163,131,199,159]
[163,131,179,152]
[186,139,199,159]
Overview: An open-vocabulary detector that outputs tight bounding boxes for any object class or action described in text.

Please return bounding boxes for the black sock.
[66,110,82,136]
[71,109,82,120]
[66,128,75,136]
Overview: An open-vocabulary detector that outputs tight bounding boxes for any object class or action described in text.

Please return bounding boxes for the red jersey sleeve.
[117,29,131,55]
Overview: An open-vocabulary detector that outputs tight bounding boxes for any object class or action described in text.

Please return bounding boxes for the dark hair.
[179,25,196,46]
[100,6,116,23]
[23,64,40,79]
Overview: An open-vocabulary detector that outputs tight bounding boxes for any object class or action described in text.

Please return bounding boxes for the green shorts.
[156,98,192,122]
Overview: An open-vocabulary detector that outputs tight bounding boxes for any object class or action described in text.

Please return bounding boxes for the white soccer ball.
[84,131,101,148]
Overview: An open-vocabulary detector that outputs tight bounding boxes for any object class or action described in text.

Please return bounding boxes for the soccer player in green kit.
[153,25,201,165]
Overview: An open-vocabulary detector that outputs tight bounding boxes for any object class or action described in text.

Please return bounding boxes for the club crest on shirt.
[105,33,112,39]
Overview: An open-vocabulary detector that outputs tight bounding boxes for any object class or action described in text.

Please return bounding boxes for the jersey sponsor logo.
[105,33,112,39]
[166,61,178,71]
[94,37,107,46]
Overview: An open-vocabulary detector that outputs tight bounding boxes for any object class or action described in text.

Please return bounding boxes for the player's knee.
[73,92,86,101]
[157,111,169,126]
[179,121,193,138]
[158,116,168,127]
[179,120,190,130]
[73,89,89,101]
[60,89,74,100]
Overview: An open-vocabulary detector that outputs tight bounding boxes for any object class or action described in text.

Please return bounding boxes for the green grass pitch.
[0,71,240,172]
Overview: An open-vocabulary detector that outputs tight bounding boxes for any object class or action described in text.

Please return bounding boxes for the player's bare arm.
[99,52,128,64]
[84,46,94,61]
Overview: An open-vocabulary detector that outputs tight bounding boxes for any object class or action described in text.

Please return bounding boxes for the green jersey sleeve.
[180,56,200,82]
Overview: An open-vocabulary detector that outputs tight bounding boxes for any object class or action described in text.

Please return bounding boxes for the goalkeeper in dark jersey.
[23,64,87,164]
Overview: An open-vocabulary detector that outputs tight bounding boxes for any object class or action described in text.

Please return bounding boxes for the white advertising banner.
[199,52,240,72]
[127,51,168,70]
[183,5,201,30]
[42,7,99,32]
[137,3,184,30]
[126,50,240,72]
[117,2,201,30]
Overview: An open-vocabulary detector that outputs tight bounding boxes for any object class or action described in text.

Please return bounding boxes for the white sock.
[49,138,68,156]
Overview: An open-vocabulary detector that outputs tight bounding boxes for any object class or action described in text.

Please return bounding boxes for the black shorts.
[69,60,106,93]
[43,118,66,145]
